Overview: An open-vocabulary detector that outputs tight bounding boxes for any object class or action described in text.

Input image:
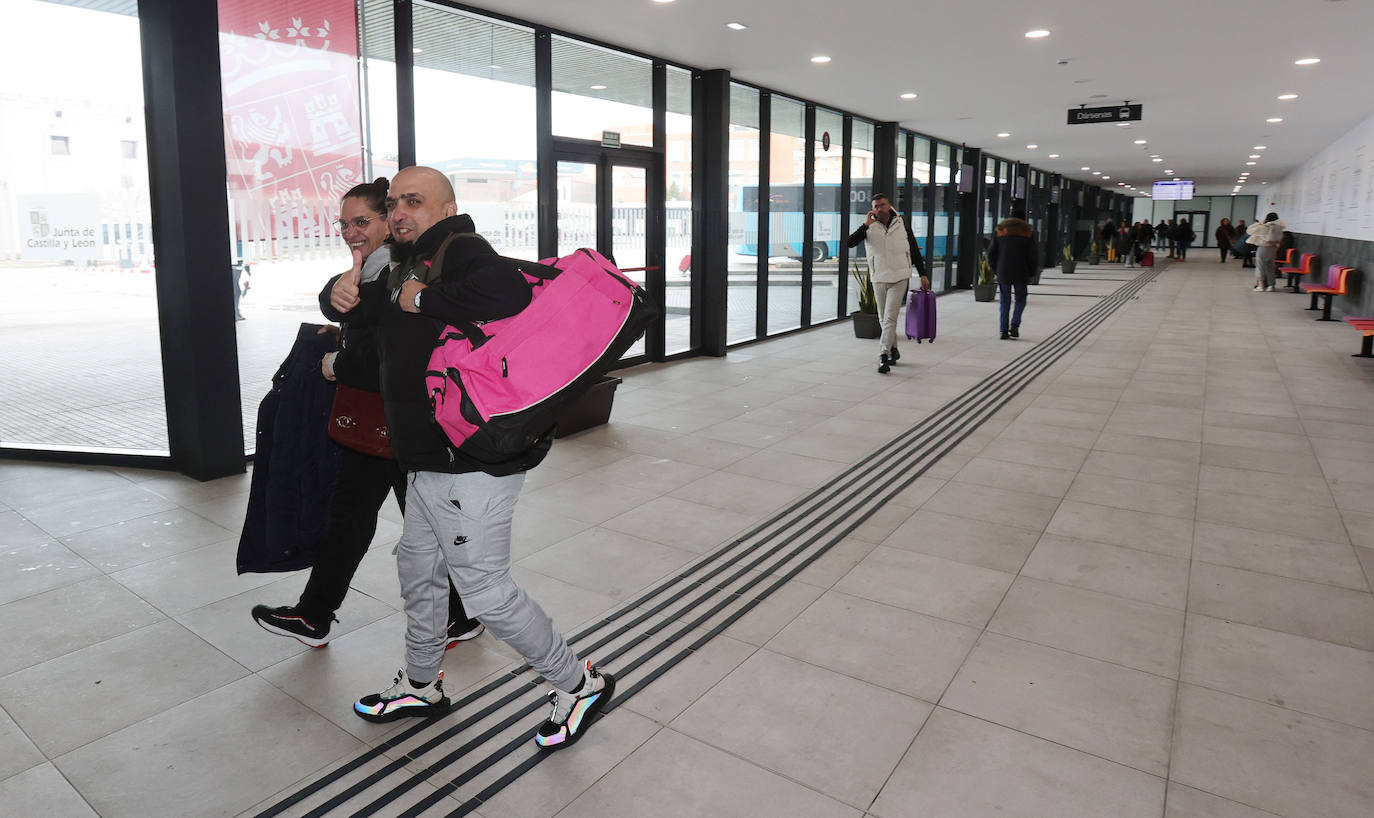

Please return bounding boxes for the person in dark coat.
[1216,218,1236,263]
[1155,220,1170,251]
[250,178,482,649]
[1174,219,1195,261]
[1100,219,1118,262]
[988,217,1038,339]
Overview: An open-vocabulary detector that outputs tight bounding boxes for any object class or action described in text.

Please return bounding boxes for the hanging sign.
[1067,104,1142,125]
[601,131,621,148]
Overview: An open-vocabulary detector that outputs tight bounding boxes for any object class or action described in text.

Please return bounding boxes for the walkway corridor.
[1,259,1372,817]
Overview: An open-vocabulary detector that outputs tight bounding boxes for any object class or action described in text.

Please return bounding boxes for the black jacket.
[237,324,341,573]
[319,277,387,392]
[988,229,1039,285]
[339,215,545,475]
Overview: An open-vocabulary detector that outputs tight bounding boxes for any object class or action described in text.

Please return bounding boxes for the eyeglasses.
[334,216,378,231]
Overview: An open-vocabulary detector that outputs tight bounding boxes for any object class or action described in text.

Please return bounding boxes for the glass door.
[552,144,656,360]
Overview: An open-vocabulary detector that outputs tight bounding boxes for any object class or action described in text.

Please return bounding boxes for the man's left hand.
[920,276,931,291]
[399,279,427,313]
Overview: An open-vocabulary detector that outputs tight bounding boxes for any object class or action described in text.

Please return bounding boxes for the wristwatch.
[412,290,423,310]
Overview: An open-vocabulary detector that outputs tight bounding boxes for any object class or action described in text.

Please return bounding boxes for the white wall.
[1268,111,1374,241]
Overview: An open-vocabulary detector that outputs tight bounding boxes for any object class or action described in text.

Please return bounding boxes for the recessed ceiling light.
[1080,166,1090,171]
[489,64,502,70]
[651,0,676,3]
[997,132,1011,138]
[1133,139,1147,144]
[1092,171,1101,175]
[1026,144,1038,149]
[1266,117,1284,123]
[1025,29,1050,38]
[590,84,607,90]
[900,92,918,99]
[1241,172,1250,175]
[810,55,831,63]
[725,22,748,30]
[1246,161,1257,165]
[1262,181,1267,184]
[1116,122,1130,127]
[1165,170,1174,174]
[1277,93,1298,100]
[412,48,423,54]
[1295,57,1320,65]
[1253,145,1267,150]
[1149,154,1160,158]
[1152,158,1163,162]
[1048,154,1060,158]
[1101,175,1111,179]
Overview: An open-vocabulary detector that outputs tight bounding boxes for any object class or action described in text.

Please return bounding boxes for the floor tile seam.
[977,612,1183,683]
[1181,604,1374,663]
[932,700,1171,783]
[1160,778,1287,818]
[1187,552,1374,596]
[1007,571,1189,614]
[1171,680,1374,740]
[651,723,880,815]
[1188,496,1352,547]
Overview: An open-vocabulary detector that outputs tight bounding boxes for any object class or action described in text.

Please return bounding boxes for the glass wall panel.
[767,96,805,335]
[414,6,536,257]
[551,37,652,146]
[897,133,909,224]
[846,120,875,321]
[664,66,693,354]
[222,0,366,452]
[813,108,846,323]
[982,156,997,236]
[0,0,164,452]
[726,84,760,345]
[911,136,932,273]
[932,143,954,290]
[360,0,396,180]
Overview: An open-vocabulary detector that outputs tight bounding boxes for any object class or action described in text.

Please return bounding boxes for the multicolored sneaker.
[446,618,485,650]
[251,604,333,648]
[353,669,450,723]
[535,661,615,751]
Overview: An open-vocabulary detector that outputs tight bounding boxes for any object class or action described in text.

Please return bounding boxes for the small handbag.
[328,384,393,459]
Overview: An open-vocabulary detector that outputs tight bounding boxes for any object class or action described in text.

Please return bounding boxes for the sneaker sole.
[353,696,453,724]
[537,672,616,752]
[253,616,329,648]
[445,623,485,650]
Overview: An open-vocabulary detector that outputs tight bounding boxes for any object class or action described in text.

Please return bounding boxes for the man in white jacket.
[1246,212,1287,292]
[846,194,931,374]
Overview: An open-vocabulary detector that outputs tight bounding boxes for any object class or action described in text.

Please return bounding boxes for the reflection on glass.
[556,160,596,257]
[813,108,846,323]
[911,136,933,284]
[665,66,692,355]
[611,165,648,358]
[1,0,165,452]
[727,84,760,345]
[933,143,953,290]
[846,120,874,321]
[414,6,536,258]
[552,37,652,146]
[768,96,805,335]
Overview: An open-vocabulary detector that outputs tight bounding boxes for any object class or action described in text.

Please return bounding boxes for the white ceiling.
[463,0,1374,199]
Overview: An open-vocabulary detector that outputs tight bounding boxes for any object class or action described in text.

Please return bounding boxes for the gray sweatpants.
[1256,245,1278,288]
[873,279,906,355]
[396,470,581,691]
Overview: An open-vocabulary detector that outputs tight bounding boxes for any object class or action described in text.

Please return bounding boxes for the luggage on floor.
[1140,251,1154,267]
[905,287,937,343]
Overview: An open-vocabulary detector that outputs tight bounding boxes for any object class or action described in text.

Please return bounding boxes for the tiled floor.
[3,258,1374,817]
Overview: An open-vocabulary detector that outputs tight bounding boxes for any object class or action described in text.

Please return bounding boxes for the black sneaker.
[878,354,891,374]
[535,661,615,751]
[446,618,485,650]
[354,669,450,722]
[1000,331,1010,340]
[251,604,333,648]
[889,346,900,363]
[1009,325,1019,338]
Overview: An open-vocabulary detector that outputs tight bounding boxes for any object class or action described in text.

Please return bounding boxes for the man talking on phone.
[846,194,929,374]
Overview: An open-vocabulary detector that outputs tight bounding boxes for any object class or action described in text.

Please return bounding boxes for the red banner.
[219,0,363,253]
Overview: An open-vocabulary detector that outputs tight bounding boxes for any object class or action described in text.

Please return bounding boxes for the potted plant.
[850,261,880,338]
[1088,239,1102,266]
[974,251,996,302]
[1061,244,1076,275]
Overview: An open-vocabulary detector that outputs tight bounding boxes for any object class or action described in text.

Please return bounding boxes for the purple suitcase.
[905,288,936,343]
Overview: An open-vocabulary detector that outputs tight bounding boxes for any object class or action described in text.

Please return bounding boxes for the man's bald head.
[387,166,458,244]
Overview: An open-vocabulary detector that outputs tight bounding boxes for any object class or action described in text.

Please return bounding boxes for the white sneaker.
[1253,285,1263,291]
[1265,286,1275,292]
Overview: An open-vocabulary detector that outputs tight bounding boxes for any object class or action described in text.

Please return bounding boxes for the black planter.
[974,284,997,302]
[1061,260,1076,274]
[1088,255,1102,265]
[852,311,881,338]
[554,375,622,438]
